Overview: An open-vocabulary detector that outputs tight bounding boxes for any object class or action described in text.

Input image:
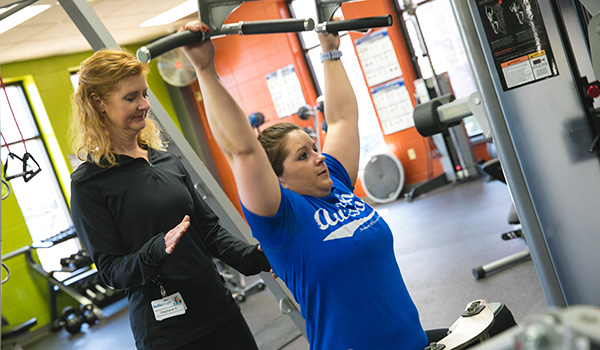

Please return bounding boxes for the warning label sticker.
[475,0,558,91]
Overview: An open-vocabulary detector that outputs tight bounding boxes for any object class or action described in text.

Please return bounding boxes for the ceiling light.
[0,4,51,36]
[139,0,197,28]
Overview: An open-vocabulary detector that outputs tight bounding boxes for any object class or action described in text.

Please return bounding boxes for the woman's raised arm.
[181,22,281,216]
[318,29,360,185]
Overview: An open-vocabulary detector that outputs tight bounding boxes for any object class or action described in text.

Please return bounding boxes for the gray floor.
[18,177,549,349]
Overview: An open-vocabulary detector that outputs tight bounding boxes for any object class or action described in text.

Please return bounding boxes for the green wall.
[1,43,181,331]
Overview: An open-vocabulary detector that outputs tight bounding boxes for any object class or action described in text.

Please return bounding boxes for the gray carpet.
[378,178,548,331]
[20,177,549,350]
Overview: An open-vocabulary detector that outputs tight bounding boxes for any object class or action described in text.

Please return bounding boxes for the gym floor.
[19,176,548,350]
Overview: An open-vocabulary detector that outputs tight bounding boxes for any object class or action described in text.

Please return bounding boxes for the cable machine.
[450,0,600,308]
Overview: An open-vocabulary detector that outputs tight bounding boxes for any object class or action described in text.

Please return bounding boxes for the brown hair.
[70,49,165,167]
[257,122,302,176]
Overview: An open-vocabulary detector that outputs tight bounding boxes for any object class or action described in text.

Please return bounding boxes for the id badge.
[151,292,187,321]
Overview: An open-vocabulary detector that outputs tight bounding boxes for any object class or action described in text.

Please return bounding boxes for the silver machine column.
[451,0,600,307]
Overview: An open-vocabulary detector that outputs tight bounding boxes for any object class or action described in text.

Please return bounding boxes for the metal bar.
[437,96,472,125]
[1,245,32,261]
[24,251,97,307]
[137,18,314,63]
[0,0,38,22]
[315,15,392,33]
[58,0,119,51]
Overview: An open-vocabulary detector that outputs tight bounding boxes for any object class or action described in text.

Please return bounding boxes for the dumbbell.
[80,280,107,306]
[79,304,99,326]
[60,306,84,335]
[297,105,314,120]
[248,112,265,128]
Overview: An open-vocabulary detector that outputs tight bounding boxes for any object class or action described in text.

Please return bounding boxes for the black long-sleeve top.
[70,148,270,349]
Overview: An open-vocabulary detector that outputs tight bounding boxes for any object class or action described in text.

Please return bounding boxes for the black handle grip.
[241,18,315,35]
[137,30,207,63]
[317,15,393,33]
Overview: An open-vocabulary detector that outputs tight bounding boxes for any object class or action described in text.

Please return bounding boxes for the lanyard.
[152,275,167,297]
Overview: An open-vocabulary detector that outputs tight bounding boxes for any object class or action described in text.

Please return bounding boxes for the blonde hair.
[71,48,165,167]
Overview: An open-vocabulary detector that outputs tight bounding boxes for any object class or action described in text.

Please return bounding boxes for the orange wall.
[188,0,488,207]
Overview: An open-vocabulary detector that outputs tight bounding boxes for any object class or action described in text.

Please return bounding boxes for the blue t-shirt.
[242,154,427,350]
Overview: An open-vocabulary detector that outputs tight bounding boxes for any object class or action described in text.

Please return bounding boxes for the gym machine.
[136,1,392,63]
[469,306,600,350]
[449,0,600,308]
[1,227,124,335]
[412,90,532,280]
[407,84,483,201]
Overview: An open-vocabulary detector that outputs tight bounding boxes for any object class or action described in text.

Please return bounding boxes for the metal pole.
[449,0,566,307]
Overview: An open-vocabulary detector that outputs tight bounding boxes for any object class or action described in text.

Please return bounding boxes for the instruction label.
[370,78,414,135]
[475,0,558,90]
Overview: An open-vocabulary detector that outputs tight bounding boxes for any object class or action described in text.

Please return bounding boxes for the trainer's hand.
[165,215,190,254]
[258,245,278,279]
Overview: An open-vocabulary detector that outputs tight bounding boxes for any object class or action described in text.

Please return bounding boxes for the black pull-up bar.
[137,18,315,63]
[315,15,392,33]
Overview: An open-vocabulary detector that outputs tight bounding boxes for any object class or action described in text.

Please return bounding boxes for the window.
[1,82,79,274]
[401,0,483,136]
[289,1,388,170]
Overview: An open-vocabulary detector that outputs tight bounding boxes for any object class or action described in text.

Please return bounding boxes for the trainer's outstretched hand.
[165,215,190,254]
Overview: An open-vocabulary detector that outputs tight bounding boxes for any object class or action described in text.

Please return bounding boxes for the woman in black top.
[70,49,270,350]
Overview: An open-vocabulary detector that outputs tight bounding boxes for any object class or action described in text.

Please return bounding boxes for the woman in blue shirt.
[181,19,428,350]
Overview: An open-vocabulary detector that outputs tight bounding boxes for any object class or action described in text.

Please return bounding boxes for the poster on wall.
[266,65,307,118]
[354,28,402,88]
[370,78,414,135]
[475,0,558,91]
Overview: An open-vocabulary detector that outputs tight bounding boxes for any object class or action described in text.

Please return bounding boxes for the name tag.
[151,292,187,321]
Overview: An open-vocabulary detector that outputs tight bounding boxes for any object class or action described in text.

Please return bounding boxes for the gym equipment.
[59,306,84,335]
[1,315,37,350]
[213,258,266,303]
[1,227,122,335]
[76,275,124,308]
[360,153,405,204]
[137,16,314,63]
[52,304,101,335]
[467,306,600,350]
[34,226,78,249]
[1,75,42,183]
[60,250,93,272]
[296,100,324,152]
[2,152,42,183]
[78,304,99,326]
[406,81,483,201]
[156,47,198,87]
[424,299,519,350]
[248,112,265,131]
[472,158,531,280]
[136,0,393,63]
[450,0,600,307]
